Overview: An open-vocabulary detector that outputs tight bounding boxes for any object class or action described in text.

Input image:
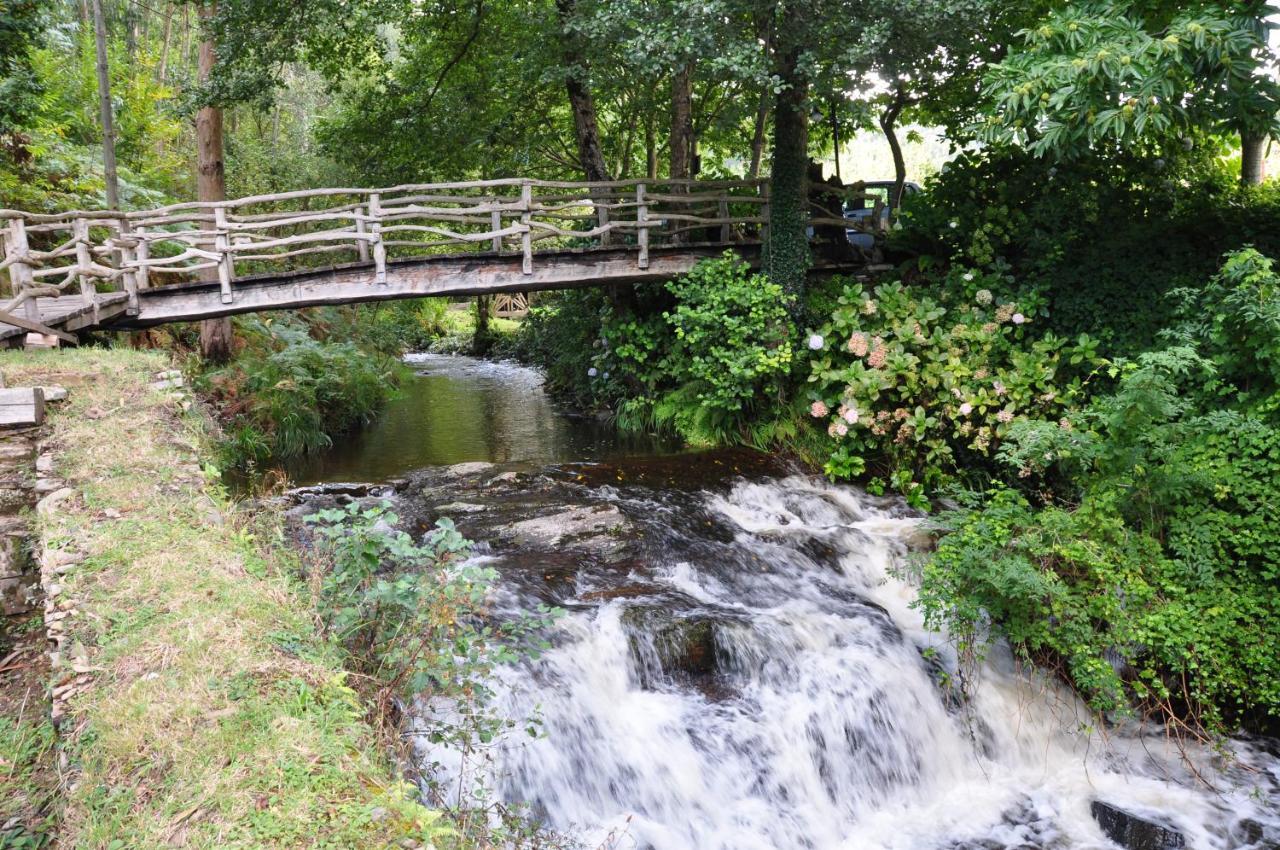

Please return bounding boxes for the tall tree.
[196,0,233,361]
[556,0,612,181]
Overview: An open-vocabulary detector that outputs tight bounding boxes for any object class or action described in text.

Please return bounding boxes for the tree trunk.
[645,119,657,180]
[879,92,907,212]
[1242,132,1267,186]
[556,0,612,183]
[747,20,773,180]
[765,45,811,312]
[196,1,233,363]
[670,63,694,180]
[156,6,174,81]
[748,85,770,180]
[91,0,120,210]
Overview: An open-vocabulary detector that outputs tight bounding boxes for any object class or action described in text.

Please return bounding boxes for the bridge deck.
[2,178,871,341]
[0,293,130,344]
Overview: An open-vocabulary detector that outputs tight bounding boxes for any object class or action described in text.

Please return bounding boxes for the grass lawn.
[0,347,449,850]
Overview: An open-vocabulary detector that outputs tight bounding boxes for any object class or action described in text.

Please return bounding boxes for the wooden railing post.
[355,205,370,263]
[597,196,611,247]
[72,218,100,324]
[759,181,771,246]
[520,181,532,275]
[636,183,649,269]
[117,218,140,316]
[213,207,233,304]
[719,194,731,244]
[491,209,503,254]
[368,193,387,284]
[132,224,149,313]
[6,218,40,322]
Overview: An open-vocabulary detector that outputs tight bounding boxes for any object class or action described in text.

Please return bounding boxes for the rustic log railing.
[0,178,770,320]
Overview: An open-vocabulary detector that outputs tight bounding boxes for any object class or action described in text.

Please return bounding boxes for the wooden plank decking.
[0,293,129,344]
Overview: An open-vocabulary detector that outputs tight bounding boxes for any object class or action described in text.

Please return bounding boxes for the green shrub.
[516,255,795,445]
[605,254,794,444]
[804,270,1098,503]
[205,321,400,465]
[918,250,1280,732]
[896,145,1280,354]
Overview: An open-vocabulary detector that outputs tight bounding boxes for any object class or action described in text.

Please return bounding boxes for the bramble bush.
[918,249,1280,732]
[804,269,1099,505]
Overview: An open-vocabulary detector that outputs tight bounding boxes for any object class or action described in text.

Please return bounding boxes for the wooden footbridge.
[0,178,858,344]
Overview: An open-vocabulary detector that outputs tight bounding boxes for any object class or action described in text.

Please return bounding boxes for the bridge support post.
[719,195,731,243]
[5,219,40,323]
[636,184,649,269]
[214,207,234,305]
[491,209,503,253]
[369,193,387,285]
[520,182,532,275]
[117,219,140,316]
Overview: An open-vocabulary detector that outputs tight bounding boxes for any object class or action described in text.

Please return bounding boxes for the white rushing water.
[415,474,1279,850]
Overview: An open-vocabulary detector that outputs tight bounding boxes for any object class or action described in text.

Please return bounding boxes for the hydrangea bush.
[805,270,1099,503]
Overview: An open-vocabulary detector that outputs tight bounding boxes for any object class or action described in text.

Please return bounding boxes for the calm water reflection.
[283,354,678,485]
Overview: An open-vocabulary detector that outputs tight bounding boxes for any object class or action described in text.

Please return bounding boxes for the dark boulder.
[1090,801,1185,850]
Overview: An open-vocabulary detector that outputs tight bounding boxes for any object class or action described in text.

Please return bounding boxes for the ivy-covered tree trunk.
[1241,132,1267,186]
[765,45,811,313]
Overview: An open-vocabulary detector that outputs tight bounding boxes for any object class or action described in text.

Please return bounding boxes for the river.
[286,353,1279,850]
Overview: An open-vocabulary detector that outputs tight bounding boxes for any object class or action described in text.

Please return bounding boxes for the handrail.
[1,178,778,317]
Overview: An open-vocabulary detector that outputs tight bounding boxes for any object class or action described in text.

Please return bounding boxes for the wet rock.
[504,504,628,550]
[1231,818,1280,849]
[435,501,486,515]
[1090,801,1185,849]
[445,461,494,477]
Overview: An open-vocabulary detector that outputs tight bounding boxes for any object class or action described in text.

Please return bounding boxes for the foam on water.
[415,474,1279,850]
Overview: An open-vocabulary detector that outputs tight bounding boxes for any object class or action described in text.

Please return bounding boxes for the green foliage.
[897,145,1280,354]
[204,316,400,465]
[975,2,1280,165]
[0,0,44,139]
[919,249,1280,731]
[804,270,1097,504]
[305,502,563,844]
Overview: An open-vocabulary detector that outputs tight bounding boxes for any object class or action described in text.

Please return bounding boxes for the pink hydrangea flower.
[997,409,1014,423]
[838,404,859,425]
[810,400,829,418]
[847,332,869,356]
[993,380,1007,396]
[867,337,888,368]
[828,421,848,438]
[1012,313,1026,325]
[959,402,973,416]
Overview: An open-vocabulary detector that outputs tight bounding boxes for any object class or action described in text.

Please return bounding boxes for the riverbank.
[0,349,445,849]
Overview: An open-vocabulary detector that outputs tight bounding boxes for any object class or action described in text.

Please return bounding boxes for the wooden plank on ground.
[0,387,45,427]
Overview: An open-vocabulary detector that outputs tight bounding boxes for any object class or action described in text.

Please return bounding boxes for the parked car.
[845,181,921,249]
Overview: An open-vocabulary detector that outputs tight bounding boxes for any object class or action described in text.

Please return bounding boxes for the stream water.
[287,354,1279,850]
